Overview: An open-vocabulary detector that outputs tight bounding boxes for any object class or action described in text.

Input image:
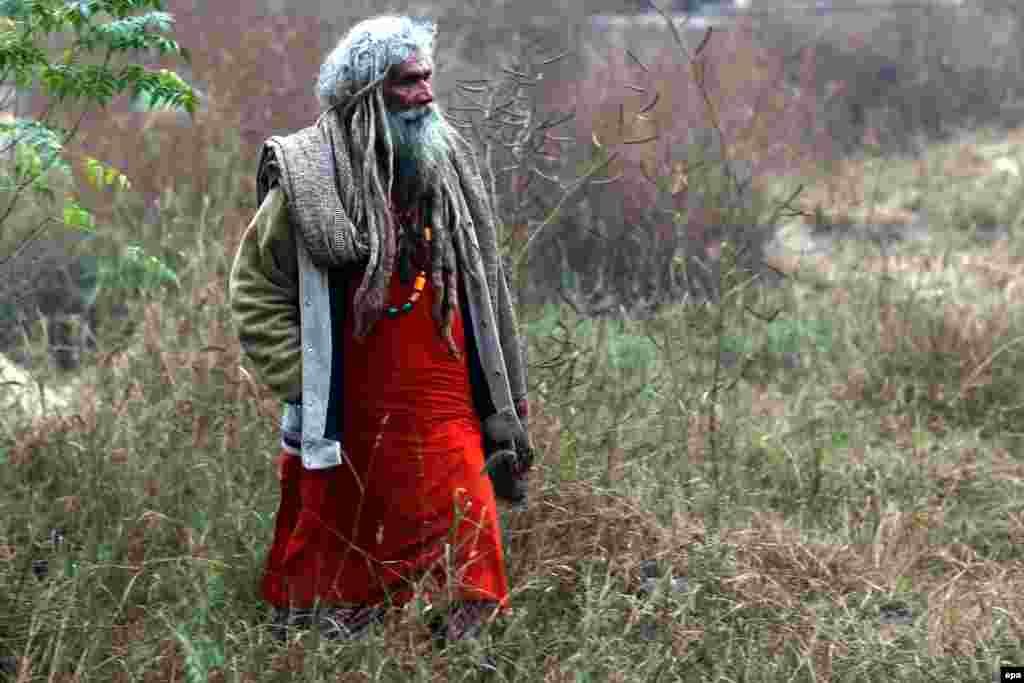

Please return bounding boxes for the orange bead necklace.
[386,224,431,318]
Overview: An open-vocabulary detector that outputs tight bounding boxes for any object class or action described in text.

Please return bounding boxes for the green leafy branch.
[0,0,194,298]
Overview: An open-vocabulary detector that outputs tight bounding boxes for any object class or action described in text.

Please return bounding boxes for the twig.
[514,150,619,271]
[540,50,572,66]
[626,48,650,73]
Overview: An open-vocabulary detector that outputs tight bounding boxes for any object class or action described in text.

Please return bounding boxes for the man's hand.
[482,438,534,506]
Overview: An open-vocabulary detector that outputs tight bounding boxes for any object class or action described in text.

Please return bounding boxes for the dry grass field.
[2,2,1024,681]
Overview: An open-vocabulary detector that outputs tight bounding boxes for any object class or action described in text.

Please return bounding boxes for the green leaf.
[0,0,190,270]
[0,0,29,20]
[112,244,180,292]
[32,183,55,202]
[97,542,112,563]
[84,156,102,188]
[3,118,69,176]
[63,202,96,232]
[82,155,129,191]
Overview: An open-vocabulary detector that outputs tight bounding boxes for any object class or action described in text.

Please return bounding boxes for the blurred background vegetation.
[4,0,1024,373]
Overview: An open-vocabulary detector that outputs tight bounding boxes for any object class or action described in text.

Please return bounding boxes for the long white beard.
[386,104,452,204]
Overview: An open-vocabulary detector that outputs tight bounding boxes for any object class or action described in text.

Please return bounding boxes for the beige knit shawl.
[256,106,502,349]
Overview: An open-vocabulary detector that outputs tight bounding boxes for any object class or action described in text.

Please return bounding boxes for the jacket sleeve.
[228,185,302,402]
[495,254,530,430]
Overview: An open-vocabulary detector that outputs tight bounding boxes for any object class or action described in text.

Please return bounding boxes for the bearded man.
[229,15,533,646]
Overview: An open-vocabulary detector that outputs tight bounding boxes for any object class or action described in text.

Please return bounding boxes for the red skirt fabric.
[260,264,509,610]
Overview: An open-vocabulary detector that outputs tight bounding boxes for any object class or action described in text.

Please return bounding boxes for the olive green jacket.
[228,140,529,470]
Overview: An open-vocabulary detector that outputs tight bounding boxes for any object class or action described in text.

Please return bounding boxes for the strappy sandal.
[427,601,499,673]
[317,605,388,642]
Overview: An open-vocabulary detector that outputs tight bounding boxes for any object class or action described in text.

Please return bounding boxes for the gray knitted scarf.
[257,85,497,357]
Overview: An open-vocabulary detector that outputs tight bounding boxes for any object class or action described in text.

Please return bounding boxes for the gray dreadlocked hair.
[315,15,437,110]
[313,15,476,354]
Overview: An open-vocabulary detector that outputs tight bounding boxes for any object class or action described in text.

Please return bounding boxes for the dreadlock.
[326,73,469,357]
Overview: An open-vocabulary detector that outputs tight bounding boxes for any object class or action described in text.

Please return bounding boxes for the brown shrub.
[521,17,832,309]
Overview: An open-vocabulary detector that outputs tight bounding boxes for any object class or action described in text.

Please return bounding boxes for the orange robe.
[260,251,509,610]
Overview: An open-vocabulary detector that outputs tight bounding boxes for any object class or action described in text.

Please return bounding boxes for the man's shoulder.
[257,119,330,206]
[261,120,325,154]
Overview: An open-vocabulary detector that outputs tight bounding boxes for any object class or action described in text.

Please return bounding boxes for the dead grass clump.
[7,412,94,466]
[502,478,681,597]
[269,640,305,675]
[124,517,153,569]
[878,412,915,450]
[749,384,788,422]
[929,446,1024,507]
[830,367,870,402]
[794,157,872,221]
[526,403,563,475]
[877,300,1012,395]
[175,525,209,561]
[712,502,1024,660]
[923,562,1024,657]
[143,637,186,683]
[957,239,1024,295]
[762,252,843,291]
[860,247,1024,298]
[686,413,717,465]
[725,511,866,611]
[109,606,147,658]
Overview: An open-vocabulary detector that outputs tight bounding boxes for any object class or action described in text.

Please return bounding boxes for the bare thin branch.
[590,172,624,186]
[0,215,57,271]
[695,27,713,58]
[448,104,486,114]
[625,48,649,73]
[514,150,619,271]
[744,305,782,323]
[500,66,532,79]
[764,183,806,229]
[536,111,575,131]
[623,134,660,145]
[540,50,572,66]
[639,91,660,115]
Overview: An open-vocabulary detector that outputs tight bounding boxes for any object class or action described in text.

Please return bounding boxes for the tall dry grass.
[1,3,1023,682]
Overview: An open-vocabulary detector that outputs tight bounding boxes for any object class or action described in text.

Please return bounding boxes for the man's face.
[383,55,434,114]
[381,53,450,204]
